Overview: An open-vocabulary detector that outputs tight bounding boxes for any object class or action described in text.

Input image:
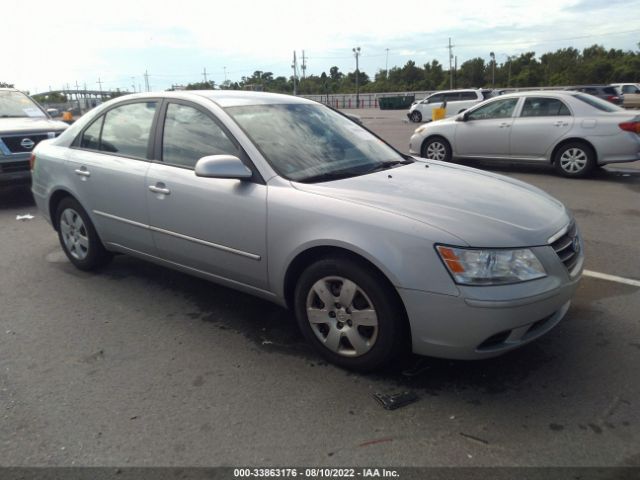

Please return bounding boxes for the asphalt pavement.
[0,110,639,468]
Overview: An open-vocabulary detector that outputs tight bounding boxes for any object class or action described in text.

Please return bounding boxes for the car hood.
[0,117,68,134]
[292,160,569,247]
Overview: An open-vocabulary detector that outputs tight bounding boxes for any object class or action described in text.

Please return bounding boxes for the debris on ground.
[373,391,419,410]
[459,432,489,445]
[16,214,34,221]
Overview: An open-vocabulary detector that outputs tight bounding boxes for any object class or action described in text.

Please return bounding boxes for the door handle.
[554,121,568,127]
[499,122,511,128]
[148,184,171,195]
[74,167,90,177]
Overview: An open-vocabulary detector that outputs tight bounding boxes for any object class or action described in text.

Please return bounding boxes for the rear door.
[509,96,574,160]
[145,100,268,290]
[66,100,158,253]
[454,97,519,158]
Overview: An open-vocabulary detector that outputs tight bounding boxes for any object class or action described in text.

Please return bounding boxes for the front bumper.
[400,245,583,360]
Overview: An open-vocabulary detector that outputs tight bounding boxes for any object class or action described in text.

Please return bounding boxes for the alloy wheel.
[60,208,89,260]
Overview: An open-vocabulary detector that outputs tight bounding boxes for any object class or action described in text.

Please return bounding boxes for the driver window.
[162,103,239,169]
[467,98,518,121]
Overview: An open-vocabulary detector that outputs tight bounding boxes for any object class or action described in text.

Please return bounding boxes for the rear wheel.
[421,136,452,162]
[56,197,112,271]
[554,142,595,178]
[410,110,422,123]
[294,256,407,371]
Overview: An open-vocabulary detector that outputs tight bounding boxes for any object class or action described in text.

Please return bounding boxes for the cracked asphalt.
[0,109,639,467]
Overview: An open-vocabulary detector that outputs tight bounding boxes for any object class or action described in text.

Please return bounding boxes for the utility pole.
[353,46,361,108]
[491,52,496,87]
[385,48,390,79]
[224,66,227,83]
[301,50,307,81]
[74,81,80,111]
[291,51,298,96]
[97,77,103,94]
[454,56,458,89]
[144,70,150,92]
[448,37,454,89]
[202,67,208,85]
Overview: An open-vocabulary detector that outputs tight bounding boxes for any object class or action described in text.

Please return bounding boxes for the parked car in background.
[0,88,68,185]
[32,91,582,371]
[611,83,640,108]
[410,90,640,178]
[407,89,491,123]
[563,85,622,105]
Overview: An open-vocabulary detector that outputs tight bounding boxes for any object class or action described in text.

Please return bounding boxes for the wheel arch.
[420,134,453,158]
[48,188,77,231]
[549,137,598,165]
[283,246,408,328]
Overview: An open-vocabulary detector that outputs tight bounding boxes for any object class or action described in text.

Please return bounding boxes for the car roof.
[114,90,315,108]
[491,90,579,99]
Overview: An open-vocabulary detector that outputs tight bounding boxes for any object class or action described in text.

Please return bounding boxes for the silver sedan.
[410,90,640,177]
[32,91,582,371]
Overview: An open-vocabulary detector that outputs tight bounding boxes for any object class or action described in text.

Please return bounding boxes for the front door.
[454,97,519,158]
[146,101,268,290]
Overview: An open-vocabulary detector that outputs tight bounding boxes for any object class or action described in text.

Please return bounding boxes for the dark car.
[563,85,622,105]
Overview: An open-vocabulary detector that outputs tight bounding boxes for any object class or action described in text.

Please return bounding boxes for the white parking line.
[583,270,640,288]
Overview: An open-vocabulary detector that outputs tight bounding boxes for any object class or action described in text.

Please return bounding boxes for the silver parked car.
[407,89,491,123]
[32,91,583,371]
[410,90,640,177]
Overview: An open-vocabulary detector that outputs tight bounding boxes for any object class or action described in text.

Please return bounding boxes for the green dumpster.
[378,95,415,110]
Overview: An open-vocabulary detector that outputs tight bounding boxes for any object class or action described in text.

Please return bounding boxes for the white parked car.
[407,89,491,123]
[409,90,640,177]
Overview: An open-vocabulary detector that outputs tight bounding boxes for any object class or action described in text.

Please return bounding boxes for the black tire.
[554,141,595,178]
[410,110,422,123]
[294,255,408,372]
[421,136,452,162]
[55,197,112,271]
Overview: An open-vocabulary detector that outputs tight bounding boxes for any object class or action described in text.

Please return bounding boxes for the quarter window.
[459,91,478,101]
[467,98,518,120]
[100,102,157,158]
[80,116,103,150]
[162,103,239,168]
[521,97,571,117]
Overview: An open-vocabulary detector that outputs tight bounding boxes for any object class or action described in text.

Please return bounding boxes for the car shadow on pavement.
[0,184,35,209]
[98,254,595,401]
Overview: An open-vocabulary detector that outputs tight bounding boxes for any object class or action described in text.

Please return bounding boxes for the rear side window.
[573,93,622,112]
[80,117,103,150]
[459,91,479,101]
[521,97,571,117]
[444,92,461,102]
[161,103,239,169]
[428,94,444,104]
[100,102,157,158]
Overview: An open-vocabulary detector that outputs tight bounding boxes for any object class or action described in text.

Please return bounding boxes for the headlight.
[436,245,546,285]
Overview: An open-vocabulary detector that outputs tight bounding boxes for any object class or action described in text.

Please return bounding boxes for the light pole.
[353,46,361,108]
[490,51,495,87]
[385,48,389,79]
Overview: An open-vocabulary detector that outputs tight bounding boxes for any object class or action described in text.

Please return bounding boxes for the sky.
[3,0,639,94]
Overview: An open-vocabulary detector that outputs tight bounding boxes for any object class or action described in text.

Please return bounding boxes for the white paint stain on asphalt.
[584,270,640,288]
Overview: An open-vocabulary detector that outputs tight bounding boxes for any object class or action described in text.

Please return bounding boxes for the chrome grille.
[0,134,49,153]
[550,221,580,272]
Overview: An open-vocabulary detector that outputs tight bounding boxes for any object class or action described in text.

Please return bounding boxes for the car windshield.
[0,90,46,118]
[573,93,623,112]
[225,103,409,182]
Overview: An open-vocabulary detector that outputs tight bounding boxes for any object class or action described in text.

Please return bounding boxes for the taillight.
[29,153,36,171]
[619,122,640,134]
[607,95,619,102]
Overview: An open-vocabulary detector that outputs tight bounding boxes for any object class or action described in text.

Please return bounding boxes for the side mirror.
[457,112,469,122]
[194,155,253,180]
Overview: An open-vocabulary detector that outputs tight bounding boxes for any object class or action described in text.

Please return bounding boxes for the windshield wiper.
[297,170,362,183]
[360,159,413,174]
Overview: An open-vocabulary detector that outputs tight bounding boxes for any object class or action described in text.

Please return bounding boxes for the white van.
[407,89,491,123]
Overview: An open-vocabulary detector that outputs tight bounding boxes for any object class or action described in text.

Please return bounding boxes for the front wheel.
[56,197,112,271]
[554,142,595,178]
[421,136,452,162]
[294,256,407,371]
[410,110,422,123]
